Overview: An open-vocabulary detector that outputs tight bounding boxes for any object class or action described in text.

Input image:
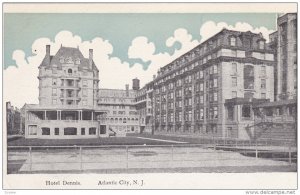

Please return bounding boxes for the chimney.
[89,49,93,69]
[45,45,50,65]
[132,78,140,90]
[125,84,129,97]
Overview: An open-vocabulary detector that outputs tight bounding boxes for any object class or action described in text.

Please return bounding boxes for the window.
[52,99,57,105]
[42,127,50,135]
[213,78,218,88]
[200,83,204,91]
[276,107,283,116]
[68,68,72,74]
[230,37,236,46]
[176,79,182,87]
[60,57,64,63]
[52,78,57,86]
[209,108,214,119]
[227,106,234,120]
[261,93,266,99]
[244,65,254,89]
[266,108,273,116]
[185,75,192,83]
[177,111,182,122]
[176,100,182,108]
[185,110,192,121]
[232,77,237,87]
[261,66,266,76]
[55,128,59,135]
[244,92,254,99]
[75,58,81,64]
[209,93,213,102]
[261,79,266,89]
[213,65,218,74]
[200,95,204,104]
[82,100,87,106]
[89,127,96,135]
[81,128,85,135]
[28,125,37,135]
[200,109,204,119]
[259,41,265,49]
[242,105,251,118]
[199,70,204,78]
[213,92,218,101]
[52,88,57,96]
[213,107,218,118]
[232,63,237,74]
[209,80,213,89]
[83,80,88,87]
[83,89,87,96]
[52,68,57,74]
[232,91,237,98]
[64,127,77,135]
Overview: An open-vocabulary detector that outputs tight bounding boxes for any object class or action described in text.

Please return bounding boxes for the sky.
[3,13,277,108]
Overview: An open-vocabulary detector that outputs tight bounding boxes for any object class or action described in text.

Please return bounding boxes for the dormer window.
[75,58,81,64]
[59,57,64,63]
[230,36,237,46]
[259,40,265,50]
[66,57,72,63]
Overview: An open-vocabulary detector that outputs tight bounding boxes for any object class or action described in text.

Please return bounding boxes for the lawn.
[7,136,186,146]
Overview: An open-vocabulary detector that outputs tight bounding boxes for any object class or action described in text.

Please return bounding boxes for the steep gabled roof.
[39,46,98,71]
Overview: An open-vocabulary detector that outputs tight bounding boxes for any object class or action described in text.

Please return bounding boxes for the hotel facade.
[24,45,142,138]
[152,29,275,139]
[23,15,296,140]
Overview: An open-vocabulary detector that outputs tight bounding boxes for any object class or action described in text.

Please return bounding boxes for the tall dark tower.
[132,78,140,90]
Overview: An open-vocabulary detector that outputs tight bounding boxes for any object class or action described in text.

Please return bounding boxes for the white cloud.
[4,21,275,108]
[128,36,155,62]
[200,21,275,42]
[4,31,161,108]
[127,28,200,80]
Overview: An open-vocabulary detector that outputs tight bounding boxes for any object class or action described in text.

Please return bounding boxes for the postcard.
[2,2,298,190]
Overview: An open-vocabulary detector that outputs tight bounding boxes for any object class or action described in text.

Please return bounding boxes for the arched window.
[59,57,64,63]
[68,69,72,74]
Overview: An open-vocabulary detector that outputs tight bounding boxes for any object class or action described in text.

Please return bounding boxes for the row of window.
[41,127,96,136]
[156,107,219,122]
[108,118,139,124]
[155,124,218,134]
[231,77,266,89]
[155,64,267,95]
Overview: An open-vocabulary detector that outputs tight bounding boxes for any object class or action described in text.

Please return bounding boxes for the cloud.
[4,21,275,108]
[128,36,155,63]
[4,31,162,107]
[127,28,200,72]
[200,21,275,42]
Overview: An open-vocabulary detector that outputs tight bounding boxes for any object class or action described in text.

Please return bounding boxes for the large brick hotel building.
[23,14,296,140]
[152,29,275,139]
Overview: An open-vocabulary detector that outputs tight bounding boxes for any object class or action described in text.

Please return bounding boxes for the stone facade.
[272,13,297,100]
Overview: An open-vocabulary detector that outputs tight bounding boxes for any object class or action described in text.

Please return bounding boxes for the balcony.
[60,73,81,79]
